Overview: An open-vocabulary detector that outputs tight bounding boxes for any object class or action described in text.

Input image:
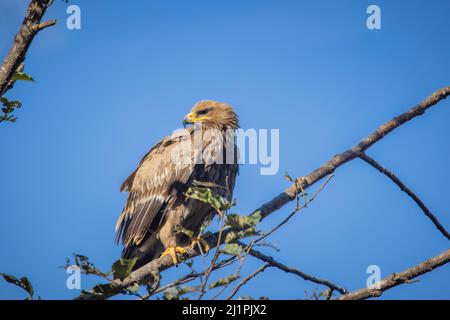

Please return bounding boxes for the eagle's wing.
[115,131,194,246]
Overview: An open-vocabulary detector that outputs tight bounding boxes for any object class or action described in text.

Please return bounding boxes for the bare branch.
[75,86,450,300]
[255,86,450,222]
[34,19,57,32]
[0,0,56,97]
[358,152,450,241]
[338,248,450,300]
[241,244,348,295]
[226,264,270,300]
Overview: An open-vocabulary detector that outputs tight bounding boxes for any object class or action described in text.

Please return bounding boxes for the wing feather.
[116,132,194,246]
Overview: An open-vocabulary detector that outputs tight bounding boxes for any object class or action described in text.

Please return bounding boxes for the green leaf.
[224,227,259,243]
[184,259,194,269]
[81,282,120,298]
[69,253,110,278]
[208,273,239,289]
[184,186,229,212]
[225,211,261,230]
[163,285,199,300]
[221,243,243,256]
[0,273,34,299]
[11,71,34,82]
[175,225,194,238]
[163,287,179,300]
[126,283,140,294]
[0,97,21,109]
[112,258,137,280]
[224,230,239,243]
[0,97,22,123]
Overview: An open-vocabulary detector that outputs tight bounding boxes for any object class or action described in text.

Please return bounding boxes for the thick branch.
[359,152,450,240]
[76,86,450,300]
[338,248,450,300]
[0,0,55,97]
[75,233,228,300]
[256,86,450,221]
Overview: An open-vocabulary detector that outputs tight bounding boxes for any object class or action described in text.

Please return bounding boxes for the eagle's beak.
[182,112,194,128]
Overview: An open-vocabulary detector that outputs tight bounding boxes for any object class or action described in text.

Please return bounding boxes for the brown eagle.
[115,100,239,269]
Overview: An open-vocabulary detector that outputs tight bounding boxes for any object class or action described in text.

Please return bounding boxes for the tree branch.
[338,248,450,300]
[256,86,450,221]
[34,19,57,32]
[75,86,450,300]
[0,0,56,97]
[226,264,270,300]
[142,256,238,300]
[242,244,348,295]
[358,152,450,241]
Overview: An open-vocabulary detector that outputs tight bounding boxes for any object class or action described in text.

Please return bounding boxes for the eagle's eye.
[196,107,212,116]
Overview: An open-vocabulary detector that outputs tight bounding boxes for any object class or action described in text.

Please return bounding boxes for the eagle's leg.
[160,246,187,265]
[190,236,210,255]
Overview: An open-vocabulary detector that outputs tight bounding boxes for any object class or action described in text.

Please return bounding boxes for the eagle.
[115,100,239,269]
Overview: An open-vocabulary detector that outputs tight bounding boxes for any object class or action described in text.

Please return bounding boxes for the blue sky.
[0,0,449,300]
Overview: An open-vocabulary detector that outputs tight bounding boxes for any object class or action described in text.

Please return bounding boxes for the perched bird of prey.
[115,100,239,269]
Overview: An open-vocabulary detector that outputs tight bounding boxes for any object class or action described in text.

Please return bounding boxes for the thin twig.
[206,236,256,300]
[198,210,227,299]
[142,256,237,299]
[226,264,270,300]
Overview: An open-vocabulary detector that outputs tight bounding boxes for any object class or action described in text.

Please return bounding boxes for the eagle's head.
[183,100,239,130]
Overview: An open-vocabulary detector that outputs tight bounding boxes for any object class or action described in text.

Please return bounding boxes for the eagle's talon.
[191,237,210,255]
[161,246,187,265]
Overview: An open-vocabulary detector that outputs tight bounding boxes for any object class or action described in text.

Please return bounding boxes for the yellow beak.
[182,112,194,127]
[182,112,207,127]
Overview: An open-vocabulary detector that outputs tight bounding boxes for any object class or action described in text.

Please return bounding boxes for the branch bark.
[338,248,450,300]
[257,86,450,220]
[76,86,450,300]
[242,244,348,295]
[358,152,450,240]
[0,0,55,97]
